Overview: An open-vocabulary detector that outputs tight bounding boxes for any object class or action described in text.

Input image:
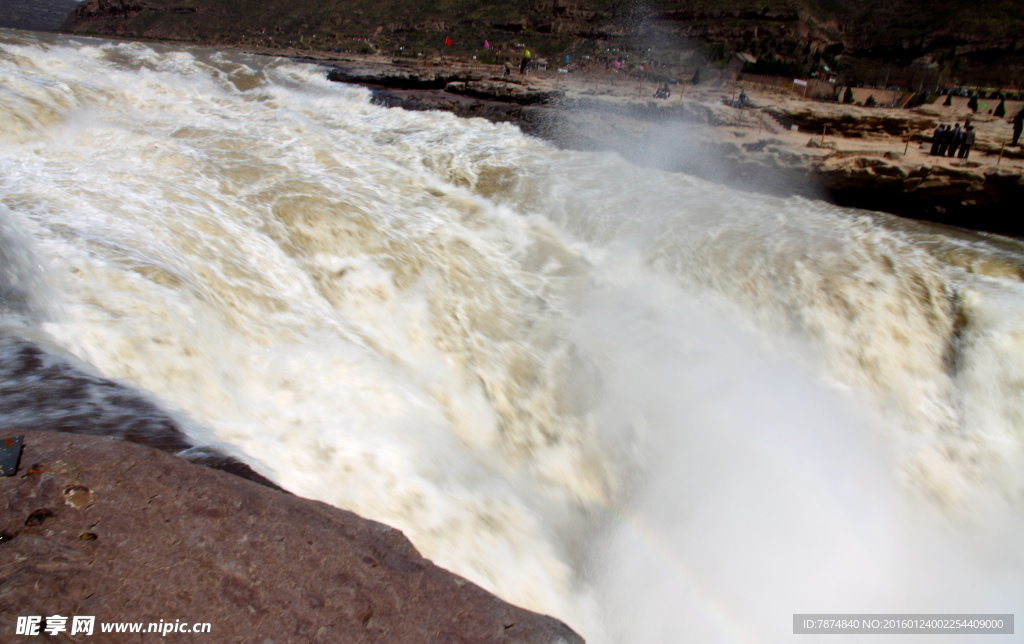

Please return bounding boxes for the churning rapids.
[2,31,1023,642]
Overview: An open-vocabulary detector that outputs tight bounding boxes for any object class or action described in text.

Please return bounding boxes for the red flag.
[445,37,454,47]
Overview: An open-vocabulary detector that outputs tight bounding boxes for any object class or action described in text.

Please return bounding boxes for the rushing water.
[2,30,1023,642]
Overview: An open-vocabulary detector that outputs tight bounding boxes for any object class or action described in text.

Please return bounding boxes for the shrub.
[967,95,979,111]
[843,87,854,103]
[943,94,953,106]
[995,99,1007,117]
[743,54,804,77]
[865,94,877,107]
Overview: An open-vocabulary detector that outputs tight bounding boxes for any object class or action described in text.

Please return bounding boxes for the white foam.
[4,32,1024,643]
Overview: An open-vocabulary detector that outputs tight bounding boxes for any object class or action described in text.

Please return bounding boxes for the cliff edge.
[0,431,583,643]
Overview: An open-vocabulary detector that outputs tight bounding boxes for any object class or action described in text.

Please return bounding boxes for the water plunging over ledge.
[2,31,1024,643]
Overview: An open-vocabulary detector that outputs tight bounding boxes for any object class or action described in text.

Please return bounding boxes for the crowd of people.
[929,123,976,159]
[926,109,1024,160]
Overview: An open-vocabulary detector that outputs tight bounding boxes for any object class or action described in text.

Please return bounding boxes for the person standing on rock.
[519,48,532,75]
[958,125,976,159]
[1012,108,1024,145]
[936,124,951,157]
[947,123,963,158]
[930,124,945,156]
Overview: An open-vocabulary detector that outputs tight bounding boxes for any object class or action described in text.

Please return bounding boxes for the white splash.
[2,32,1023,644]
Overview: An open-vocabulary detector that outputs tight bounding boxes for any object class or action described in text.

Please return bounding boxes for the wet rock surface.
[0,333,281,491]
[0,0,80,31]
[0,431,583,643]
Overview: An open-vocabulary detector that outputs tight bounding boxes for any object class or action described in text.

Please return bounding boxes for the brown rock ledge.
[0,431,583,643]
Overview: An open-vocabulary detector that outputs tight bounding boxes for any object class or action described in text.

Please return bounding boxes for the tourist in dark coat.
[947,123,963,158]
[930,125,945,156]
[958,125,976,158]
[936,124,951,156]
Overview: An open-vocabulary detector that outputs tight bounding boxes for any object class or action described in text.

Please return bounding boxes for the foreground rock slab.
[0,432,583,643]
